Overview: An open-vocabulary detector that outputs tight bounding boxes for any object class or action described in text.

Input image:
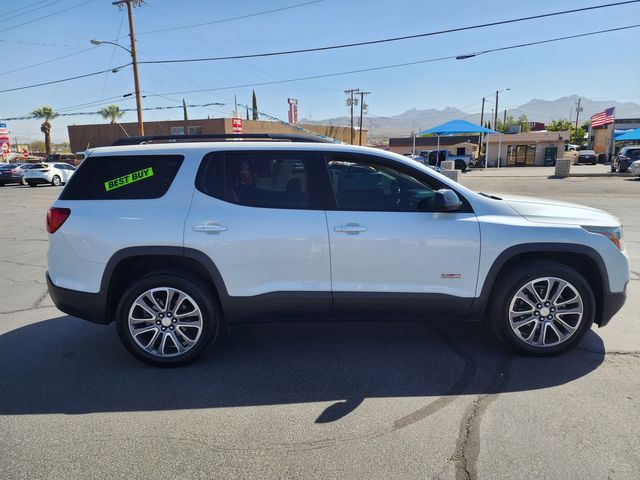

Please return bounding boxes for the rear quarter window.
[60,154,184,200]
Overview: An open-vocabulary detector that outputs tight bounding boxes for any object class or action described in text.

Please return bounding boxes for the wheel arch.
[472,243,608,325]
[101,247,229,324]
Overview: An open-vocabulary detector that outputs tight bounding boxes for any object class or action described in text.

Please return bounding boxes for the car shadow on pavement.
[0,315,605,423]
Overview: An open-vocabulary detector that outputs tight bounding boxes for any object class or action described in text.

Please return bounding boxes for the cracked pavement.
[1,175,639,479]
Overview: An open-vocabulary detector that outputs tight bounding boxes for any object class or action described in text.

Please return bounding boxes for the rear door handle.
[193,224,227,233]
[334,224,367,234]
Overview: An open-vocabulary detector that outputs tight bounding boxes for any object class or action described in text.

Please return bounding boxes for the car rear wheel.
[27,182,37,187]
[116,273,220,367]
[51,175,61,186]
[490,261,594,356]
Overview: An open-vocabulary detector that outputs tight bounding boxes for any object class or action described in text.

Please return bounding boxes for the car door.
[322,153,481,319]
[184,150,332,322]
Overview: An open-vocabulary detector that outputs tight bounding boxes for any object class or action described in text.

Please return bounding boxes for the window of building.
[170,127,185,135]
[187,126,202,135]
[456,147,466,155]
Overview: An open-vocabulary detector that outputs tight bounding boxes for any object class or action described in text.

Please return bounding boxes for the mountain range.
[301,95,640,141]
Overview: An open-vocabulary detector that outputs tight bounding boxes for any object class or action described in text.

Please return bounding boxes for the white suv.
[24,162,76,187]
[45,134,630,366]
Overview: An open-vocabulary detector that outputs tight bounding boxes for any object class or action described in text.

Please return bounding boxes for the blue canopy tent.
[416,120,497,167]
[615,128,640,142]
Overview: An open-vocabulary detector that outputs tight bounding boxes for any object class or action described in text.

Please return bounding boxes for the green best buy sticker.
[104,167,154,191]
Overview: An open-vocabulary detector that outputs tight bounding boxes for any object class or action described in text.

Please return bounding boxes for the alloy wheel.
[128,287,203,357]
[508,276,584,348]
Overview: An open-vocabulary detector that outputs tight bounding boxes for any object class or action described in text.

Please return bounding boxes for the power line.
[135,0,324,36]
[4,0,66,23]
[137,1,640,65]
[5,0,51,17]
[1,24,638,96]
[2,102,227,121]
[0,47,98,76]
[1,0,99,35]
[0,62,131,94]
[0,39,84,48]
[148,25,640,96]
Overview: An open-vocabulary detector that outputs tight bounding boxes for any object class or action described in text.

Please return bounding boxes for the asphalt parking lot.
[1,174,639,480]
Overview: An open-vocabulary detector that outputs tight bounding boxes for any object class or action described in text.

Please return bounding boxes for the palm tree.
[99,104,125,124]
[31,105,58,155]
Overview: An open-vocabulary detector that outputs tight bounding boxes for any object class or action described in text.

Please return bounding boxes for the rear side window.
[60,155,183,200]
[196,151,318,209]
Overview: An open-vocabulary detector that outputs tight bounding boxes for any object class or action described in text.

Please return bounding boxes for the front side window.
[325,156,439,212]
[197,152,314,209]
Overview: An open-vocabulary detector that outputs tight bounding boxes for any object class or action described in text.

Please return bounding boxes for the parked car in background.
[629,160,640,177]
[418,149,471,172]
[44,153,80,166]
[23,163,76,187]
[14,163,40,185]
[612,146,640,173]
[0,164,22,186]
[575,150,597,165]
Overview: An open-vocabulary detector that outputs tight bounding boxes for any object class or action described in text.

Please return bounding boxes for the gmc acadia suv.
[45,134,630,366]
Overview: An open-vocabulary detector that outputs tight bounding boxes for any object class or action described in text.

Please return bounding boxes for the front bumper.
[598,290,627,327]
[46,272,109,324]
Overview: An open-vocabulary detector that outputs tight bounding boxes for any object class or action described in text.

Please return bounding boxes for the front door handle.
[334,224,367,234]
[193,223,227,233]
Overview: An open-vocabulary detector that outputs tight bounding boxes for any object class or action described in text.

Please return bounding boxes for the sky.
[1,0,639,143]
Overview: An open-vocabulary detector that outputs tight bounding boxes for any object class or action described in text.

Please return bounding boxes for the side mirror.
[433,188,462,212]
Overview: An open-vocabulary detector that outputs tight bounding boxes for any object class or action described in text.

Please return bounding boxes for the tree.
[546,119,573,131]
[31,105,58,155]
[29,140,46,153]
[251,90,258,121]
[495,114,530,133]
[99,104,125,124]
[547,119,585,144]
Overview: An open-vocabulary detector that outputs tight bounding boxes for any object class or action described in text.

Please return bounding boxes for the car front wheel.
[51,175,62,186]
[490,261,594,356]
[116,273,220,367]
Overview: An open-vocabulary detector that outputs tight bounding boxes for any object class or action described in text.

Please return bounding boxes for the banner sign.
[232,117,243,133]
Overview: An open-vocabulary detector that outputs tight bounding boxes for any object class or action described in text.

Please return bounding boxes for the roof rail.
[111,133,335,146]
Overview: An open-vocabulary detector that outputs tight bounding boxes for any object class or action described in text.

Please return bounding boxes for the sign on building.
[288,98,298,124]
[232,117,243,133]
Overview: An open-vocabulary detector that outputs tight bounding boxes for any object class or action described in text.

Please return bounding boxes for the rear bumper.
[25,177,50,184]
[598,290,627,327]
[46,272,109,324]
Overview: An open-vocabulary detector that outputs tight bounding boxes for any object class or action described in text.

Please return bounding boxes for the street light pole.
[113,0,144,135]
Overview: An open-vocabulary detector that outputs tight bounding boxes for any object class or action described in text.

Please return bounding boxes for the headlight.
[582,225,624,250]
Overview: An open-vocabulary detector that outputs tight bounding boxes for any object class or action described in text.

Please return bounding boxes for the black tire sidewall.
[115,273,219,367]
[491,262,595,356]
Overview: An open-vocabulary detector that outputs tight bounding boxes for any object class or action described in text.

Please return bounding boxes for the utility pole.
[358,91,370,146]
[182,98,188,121]
[478,97,485,160]
[503,109,507,131]
[345,89,359,144]
[574,98,582,144]
[493,90,499,135]
[113,0,144,135]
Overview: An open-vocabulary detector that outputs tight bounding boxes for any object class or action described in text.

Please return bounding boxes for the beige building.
[591,118,640,155]
[68,118,366,153]
[484,130,570,167]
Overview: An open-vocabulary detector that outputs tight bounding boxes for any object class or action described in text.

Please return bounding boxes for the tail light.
[620,156,629,161]
[46,207,71,234]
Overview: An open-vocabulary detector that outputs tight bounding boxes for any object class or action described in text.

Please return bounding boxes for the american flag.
[591,107,615,127]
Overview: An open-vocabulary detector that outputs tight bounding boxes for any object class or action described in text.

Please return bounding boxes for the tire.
[21,177,27,185]
[27,182,37,187]
[115,273,220,367]
[489,261,595,356]
[51,175,61,186]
